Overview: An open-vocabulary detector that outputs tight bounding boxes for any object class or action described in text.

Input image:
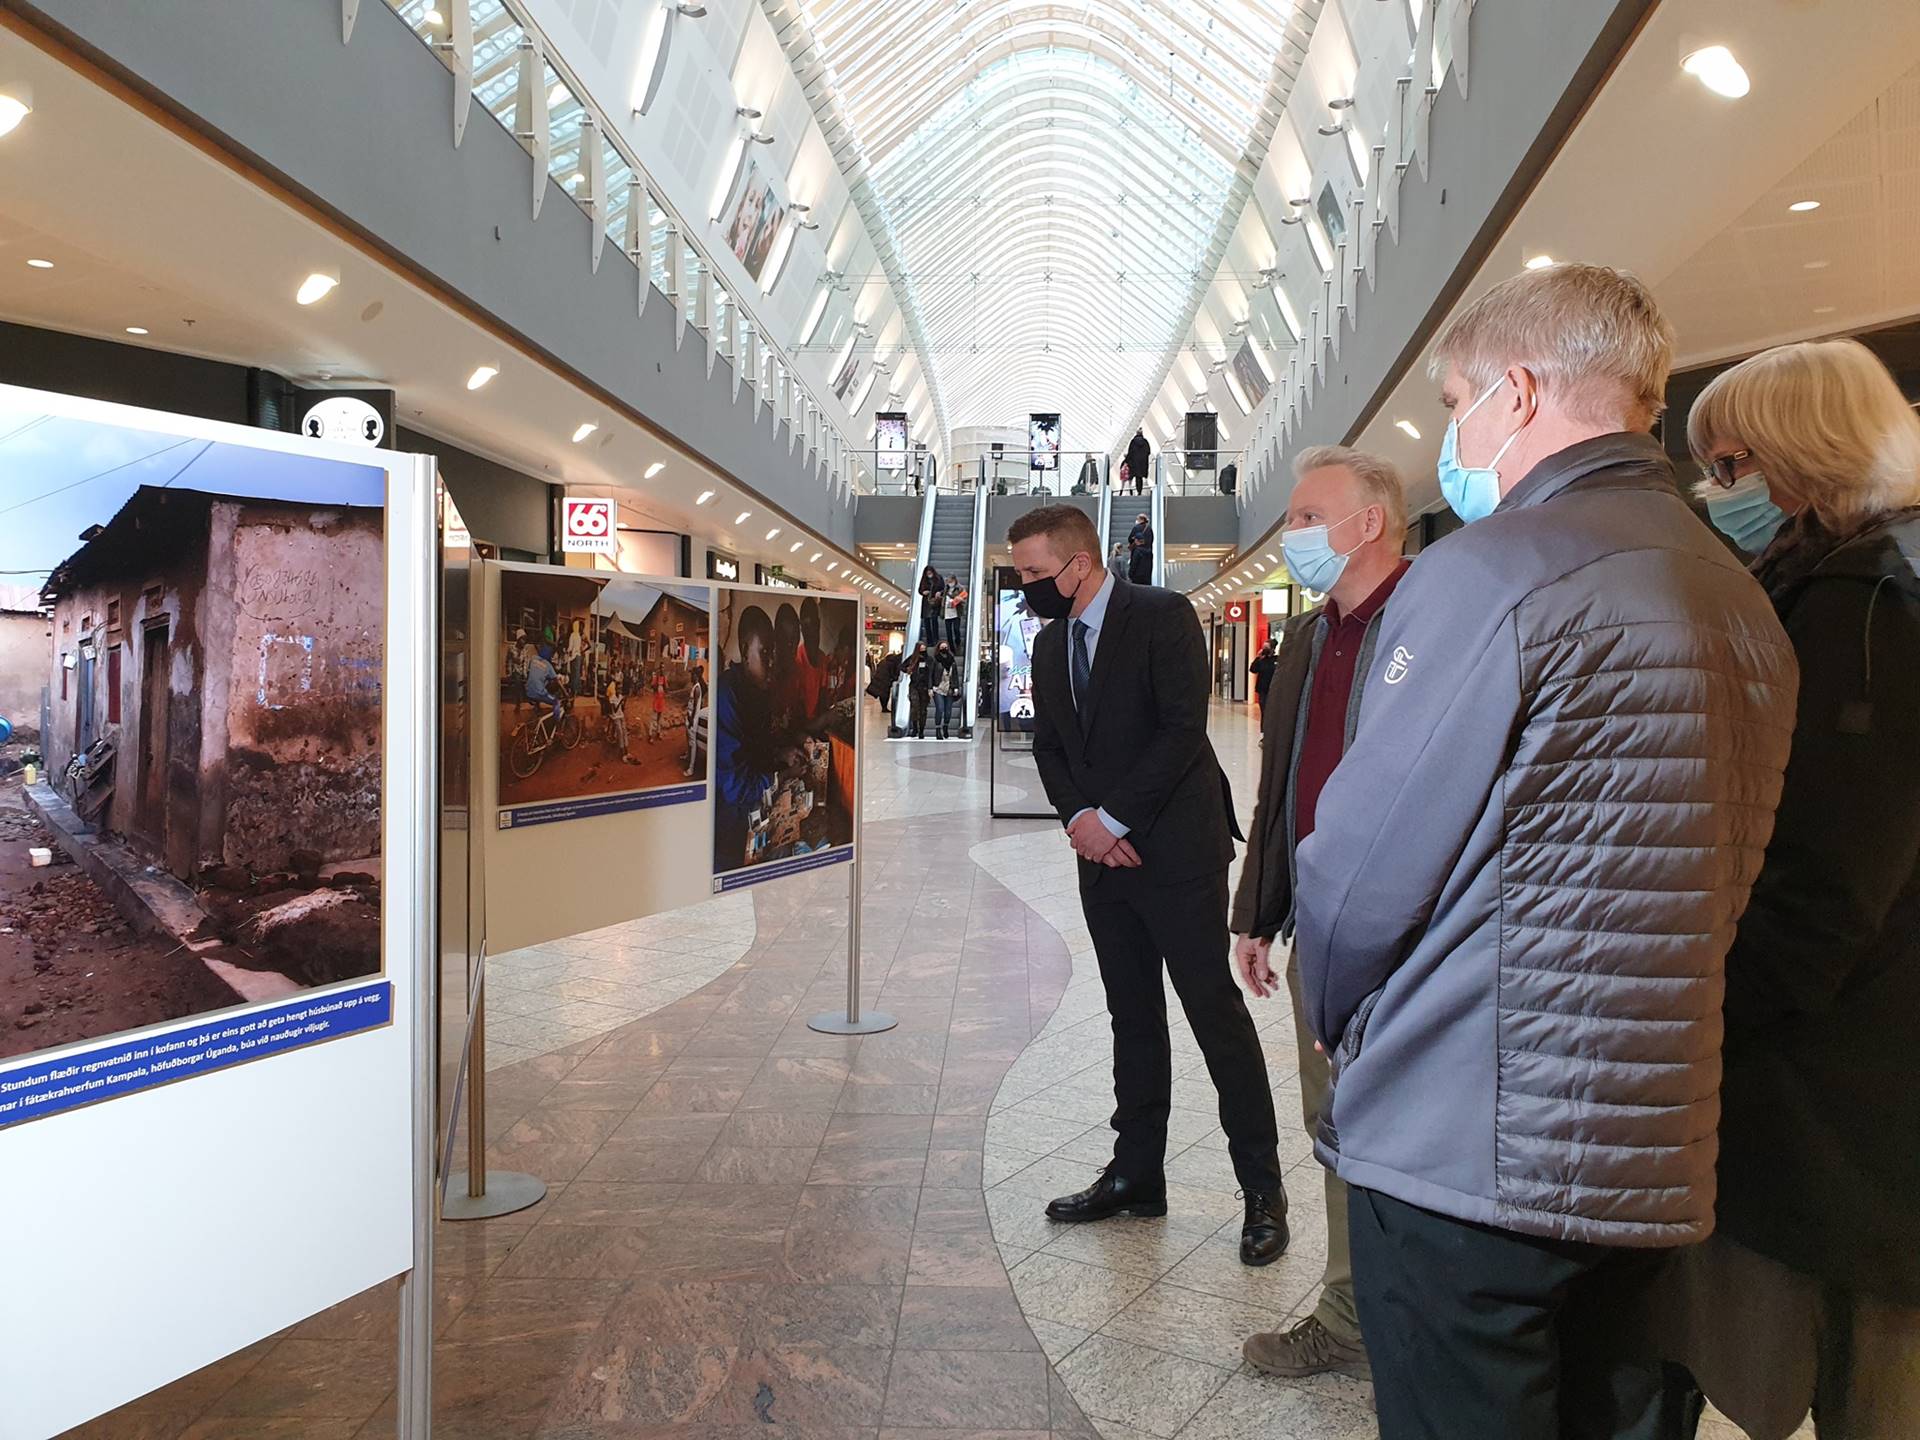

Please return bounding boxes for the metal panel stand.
[442,985,547,1218]
[811,599,896,1036]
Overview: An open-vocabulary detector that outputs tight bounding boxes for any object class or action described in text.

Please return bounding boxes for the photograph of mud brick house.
[0,402,386,1063]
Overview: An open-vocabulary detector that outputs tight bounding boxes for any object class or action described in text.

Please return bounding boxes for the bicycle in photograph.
[507,687,583,779]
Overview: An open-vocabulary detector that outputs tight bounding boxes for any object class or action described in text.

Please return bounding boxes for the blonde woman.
[1677,337,1920,1437]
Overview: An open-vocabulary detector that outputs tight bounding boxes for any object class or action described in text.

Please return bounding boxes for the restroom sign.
[562,497,617,554]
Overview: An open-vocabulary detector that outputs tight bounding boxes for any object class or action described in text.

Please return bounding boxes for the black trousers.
[1349,1186,1704,1440]
[1082,869,1283,1198]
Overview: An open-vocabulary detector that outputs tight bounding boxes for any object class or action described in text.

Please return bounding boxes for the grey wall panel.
[0,319,251,425]
[1235,0,1656,547]
[10,0,850,550]
[395,427,553,558]
[854,496,922,546]
[1161,497,1237,548]
[986,494,1097,544]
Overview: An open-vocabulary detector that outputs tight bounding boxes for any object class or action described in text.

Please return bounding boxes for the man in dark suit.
[1007,505,1286,1266]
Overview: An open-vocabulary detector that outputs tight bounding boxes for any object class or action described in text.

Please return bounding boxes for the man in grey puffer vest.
[1294,264,1798,1439]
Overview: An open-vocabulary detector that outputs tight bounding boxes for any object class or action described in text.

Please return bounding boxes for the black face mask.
[1021,555,1084,621]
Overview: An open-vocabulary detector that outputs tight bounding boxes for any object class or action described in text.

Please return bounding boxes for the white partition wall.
[0,385,437,1440]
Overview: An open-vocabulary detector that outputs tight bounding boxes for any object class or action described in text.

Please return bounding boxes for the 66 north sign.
[561,496,617,555]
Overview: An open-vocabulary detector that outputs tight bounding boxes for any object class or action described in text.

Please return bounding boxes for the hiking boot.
[1242,1316,1371,1380]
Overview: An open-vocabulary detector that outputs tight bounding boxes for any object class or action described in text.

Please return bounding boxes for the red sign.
[1225,601,1248,623]
[561,496,616,555]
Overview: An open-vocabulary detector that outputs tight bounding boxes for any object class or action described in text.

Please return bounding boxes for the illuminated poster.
[496,567,711,828]
[711,589,860,890]
[996,584,1045,734]
[1029,413,1061,472]
[875,412,909,472]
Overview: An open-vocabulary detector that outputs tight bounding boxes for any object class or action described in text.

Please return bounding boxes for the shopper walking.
[1247,635,1278,717]
[1294,263,1797,1439]
[1125,428,1152,496]
[1127,512,1154,584]
[1231,446,1408,1383]
[1008,504,1286,1267]
[918,565,945,648]
[906,643,932,739]
[932,640,962,740]
[1658,338,1920,1439]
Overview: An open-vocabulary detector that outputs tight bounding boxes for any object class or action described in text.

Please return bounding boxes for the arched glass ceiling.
[776,0,1299,446]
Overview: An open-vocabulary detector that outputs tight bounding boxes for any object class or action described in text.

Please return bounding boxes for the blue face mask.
[1704,474,1788,555]
[1282,506,1369,593]
[1438,377,1527,524]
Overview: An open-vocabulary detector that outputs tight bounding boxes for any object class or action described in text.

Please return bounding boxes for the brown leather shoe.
[1242,1316,1371,1379]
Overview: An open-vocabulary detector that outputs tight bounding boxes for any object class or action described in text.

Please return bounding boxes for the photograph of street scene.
[0,399,387,1064]
[712,589,859,885]
[497,567,711,811]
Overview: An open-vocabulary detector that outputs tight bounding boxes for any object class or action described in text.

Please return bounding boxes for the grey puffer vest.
[1294,433,1799,1246]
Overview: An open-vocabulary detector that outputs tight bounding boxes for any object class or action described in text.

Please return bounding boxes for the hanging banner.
[711,589,860,890]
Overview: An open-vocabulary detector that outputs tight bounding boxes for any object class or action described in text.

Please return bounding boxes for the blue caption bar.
[715,843,853,893]
[0,982,393,1131]
[500,782,706,829]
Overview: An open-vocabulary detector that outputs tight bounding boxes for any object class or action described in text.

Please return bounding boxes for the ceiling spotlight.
[795,218,819,230]
[695,489,714,504]
[749,132,775,145]
[125,326,150,336]
[1328,96,1355,110]
[1394,419,1422,440]
[571,422,598,443]
[465,365,498,391]
[645,461,666,479]
[675,3,706,15]
[1681,45,1750,100]
[0,90,29,137]
[1525,255,1556,271]
[25,258,53,270]
[1789,199,1821,213]
[296,272,340,306]
[766,527,781,540]
[1316,121,1346,137]
[735,106,762,120]
[735,511,751,524]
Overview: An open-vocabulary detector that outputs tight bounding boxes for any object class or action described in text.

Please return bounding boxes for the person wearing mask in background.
[1009,505,1287,1267]
[1108,542,1129,582]
[1661,339,1920,1439]
[906,642,932,739]
[1126,428,1152,496]
[1247,635,1279,718]
[866,648,900,714]
[1231,446,1409,1383]
[1127,512,1154,585]
[918,565,945,649]
[943,579,965,650]
[932,640,962,740]
[1293,263,1798,1439]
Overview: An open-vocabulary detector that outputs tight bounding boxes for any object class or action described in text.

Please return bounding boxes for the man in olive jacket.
[1231,445,1410,1381]
[1295,265,1798,1438]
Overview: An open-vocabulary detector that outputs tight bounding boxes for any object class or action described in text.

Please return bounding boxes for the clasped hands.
[1065,809,1141,869]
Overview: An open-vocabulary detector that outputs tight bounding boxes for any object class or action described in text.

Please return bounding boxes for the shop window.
[107,646,121,723]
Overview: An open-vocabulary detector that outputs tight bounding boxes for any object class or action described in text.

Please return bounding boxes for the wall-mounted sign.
[561,496,617,555]
[756,563,802,590]
[1225,600,1248,624]
[299,395,385,447]
[706,549,740,583]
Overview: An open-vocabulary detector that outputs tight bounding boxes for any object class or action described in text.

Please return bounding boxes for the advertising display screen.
[711,590,860,890]
[496,567,712,828]
[996,582,1045,733]
[719,156,788,282]
[1184,410,1220,472]
[875,412,909,472]
[1028,413,1061,471]
[1229,338,1271,407]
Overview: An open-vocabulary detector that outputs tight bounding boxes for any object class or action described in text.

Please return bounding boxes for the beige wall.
[0,612,49,741]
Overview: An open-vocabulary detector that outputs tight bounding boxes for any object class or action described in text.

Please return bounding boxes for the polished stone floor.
[67,700,1795,1439]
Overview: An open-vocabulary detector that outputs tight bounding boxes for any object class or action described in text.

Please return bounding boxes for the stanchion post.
[811,598,896,1036]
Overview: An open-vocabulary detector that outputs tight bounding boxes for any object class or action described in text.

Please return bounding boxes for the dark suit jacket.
[1031,579,1240,890]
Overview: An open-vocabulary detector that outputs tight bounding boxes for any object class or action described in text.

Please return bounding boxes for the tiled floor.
[66,701,1801,1439]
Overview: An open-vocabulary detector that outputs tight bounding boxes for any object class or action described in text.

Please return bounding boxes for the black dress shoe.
[1045,1166,1168,1222]
[1240,1191,1289,1266]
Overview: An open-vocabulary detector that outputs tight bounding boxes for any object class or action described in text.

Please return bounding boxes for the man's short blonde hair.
[1429,263,1676,429]
[1292,444,1408,539]
[1687,338,1920,527]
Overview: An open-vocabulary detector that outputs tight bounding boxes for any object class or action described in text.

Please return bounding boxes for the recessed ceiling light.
[766,527,781,540]
[25,258,53,270]
[645,461,666,479]
[0,92,30,137]
[1394,419,1422,440]
[295,272,338,306]
[1813,306,1837,315]
[1525,255,1556,271]
[125,326,149,336]
[810,552,822,563]
[695,489,714,505]
[571,422,597,443]
[1804,259,1830,270]
[827,563,838,573]
[1681,45,1750,100]
[1789,200,1821,213]
[1265,553,1279,564]
[465,364,498,390]
[735,511,751,524]
[789,541,804,553]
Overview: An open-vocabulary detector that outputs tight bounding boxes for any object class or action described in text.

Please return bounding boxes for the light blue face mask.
[1281,506,1369,593]
[1704,474,1788,555]
[1438,377,1527,524]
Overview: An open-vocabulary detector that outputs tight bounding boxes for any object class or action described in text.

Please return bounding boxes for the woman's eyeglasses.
[1700,448,1754,488]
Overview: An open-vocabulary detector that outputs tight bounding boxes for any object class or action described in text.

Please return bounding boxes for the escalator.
[894,465,986,739]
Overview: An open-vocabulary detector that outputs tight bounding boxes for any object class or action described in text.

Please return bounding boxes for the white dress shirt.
[1065,575,1129,839]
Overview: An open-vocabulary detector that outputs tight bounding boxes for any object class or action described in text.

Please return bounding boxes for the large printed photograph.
[0,400,386,1064]
[711,590,859,887]
[996,578,1044,734]
[720,157,788,282]
[498,568,710,818]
